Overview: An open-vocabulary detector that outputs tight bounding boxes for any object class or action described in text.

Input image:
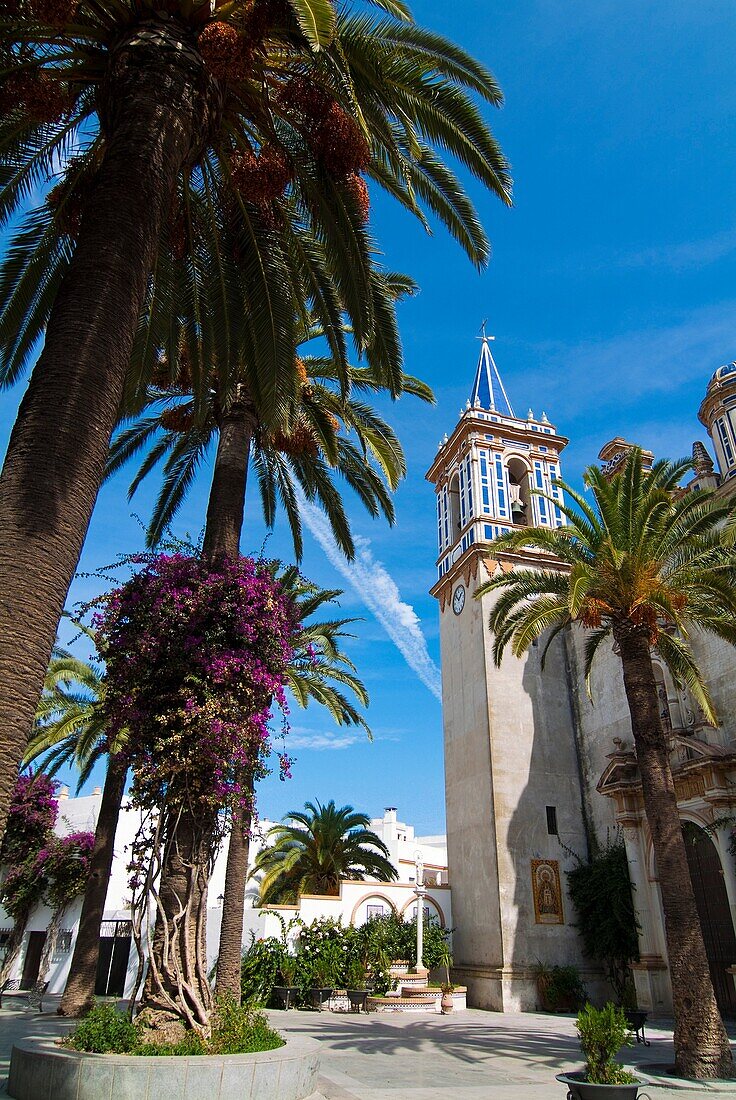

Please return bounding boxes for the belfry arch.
[506,456,532,526]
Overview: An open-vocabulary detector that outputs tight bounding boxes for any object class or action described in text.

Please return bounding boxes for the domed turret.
[698,360,736,483]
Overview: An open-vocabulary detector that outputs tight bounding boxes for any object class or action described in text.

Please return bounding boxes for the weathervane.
[478,319,495,343]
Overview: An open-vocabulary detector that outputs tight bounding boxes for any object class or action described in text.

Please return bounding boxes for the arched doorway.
[683,824,736,1015]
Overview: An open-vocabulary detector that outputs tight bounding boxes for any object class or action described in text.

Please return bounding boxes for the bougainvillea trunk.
[140,811,217,1033]
[0,908,31,986]
[0,24,215,846]
[59,753,128,1017]
[147,411,253,1014]
[214,779,254,1002]
[617,626,733,1079]
[37,904,67,985]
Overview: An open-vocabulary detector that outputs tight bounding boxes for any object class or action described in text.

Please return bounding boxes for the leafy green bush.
[66,998,284,1057]
[534,963,587,1011]
[567,836,639,1002]
[65,1003,139,1054]
[241,934,285,1005]
[208,997,283,1055]
[576,1002,637,1085]
[296,917,346,989]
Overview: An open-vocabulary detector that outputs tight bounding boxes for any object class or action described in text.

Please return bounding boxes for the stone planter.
[8,1035,320,1100]
[440,991,454,1014]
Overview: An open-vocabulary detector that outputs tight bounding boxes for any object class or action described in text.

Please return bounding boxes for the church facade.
[427,344,736,1016]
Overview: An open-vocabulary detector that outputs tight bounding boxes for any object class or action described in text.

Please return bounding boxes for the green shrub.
[534,963,587,1011]
[567,837,639,1002]
[208,996,284,1055]
[65,997,284,1057]
[241,934,285,1005]
[65,1003,139,1054]
[577,1002,637,1084]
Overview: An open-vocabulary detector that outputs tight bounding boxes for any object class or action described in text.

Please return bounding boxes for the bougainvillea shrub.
[0,771,58,868]
[95,553,297,817]
[36,831,95,911]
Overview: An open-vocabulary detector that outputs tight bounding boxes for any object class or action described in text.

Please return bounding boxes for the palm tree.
[253,799,397,903]
[476,448,736,1080]
[23,635,129,1017]
[109,342,432,559]
[214,572,372,999]
[0,0,511,842]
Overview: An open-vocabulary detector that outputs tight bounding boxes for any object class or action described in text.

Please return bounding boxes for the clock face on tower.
[452,584,466,615]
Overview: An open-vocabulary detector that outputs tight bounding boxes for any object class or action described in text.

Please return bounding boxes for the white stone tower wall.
[440,566,607,1010]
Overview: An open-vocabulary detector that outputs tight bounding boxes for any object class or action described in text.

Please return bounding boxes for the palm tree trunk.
[0,26,215,845]
[214,777,254,1002]
[58,752,128,1016]
[617,626,733,1079]
[202,404,253,560]
[143,408,253,1019]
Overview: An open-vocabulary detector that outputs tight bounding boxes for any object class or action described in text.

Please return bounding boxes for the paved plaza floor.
[0,998,734,1099]
[270,1007,736,1100]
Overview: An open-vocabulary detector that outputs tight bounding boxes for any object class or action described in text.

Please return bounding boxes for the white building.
[0,799,451,997]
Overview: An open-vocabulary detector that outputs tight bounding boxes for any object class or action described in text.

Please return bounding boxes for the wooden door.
[20,931,46,989]
[684,825,736,1016]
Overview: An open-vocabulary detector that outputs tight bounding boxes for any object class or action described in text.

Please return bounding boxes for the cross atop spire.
[469,330,515,417]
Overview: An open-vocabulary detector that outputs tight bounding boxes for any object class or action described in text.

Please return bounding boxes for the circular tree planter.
[8,1035,320,1100]
[556,1072,649,1100]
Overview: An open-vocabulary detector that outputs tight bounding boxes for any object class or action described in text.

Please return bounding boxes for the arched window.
[448,473,461,534]
[506,457,532,526]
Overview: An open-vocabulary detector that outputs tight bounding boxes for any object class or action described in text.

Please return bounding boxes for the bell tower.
[428,334,567,588]
[426,336,595,1012]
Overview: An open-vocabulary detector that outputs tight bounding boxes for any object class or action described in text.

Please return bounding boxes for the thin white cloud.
[287,730,363,751]
[296,491,442,701]
[521,301,736,417]
[615,229,736,273]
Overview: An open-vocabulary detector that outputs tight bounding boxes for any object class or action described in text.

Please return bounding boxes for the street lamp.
[413,850,426,973]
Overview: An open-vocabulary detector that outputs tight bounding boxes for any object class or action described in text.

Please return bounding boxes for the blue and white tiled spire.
[469,336,515,418]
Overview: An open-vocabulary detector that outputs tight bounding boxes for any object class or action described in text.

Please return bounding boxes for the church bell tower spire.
[426,333,568,585]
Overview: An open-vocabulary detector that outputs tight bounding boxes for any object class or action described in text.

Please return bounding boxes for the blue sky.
[2,0,736,835]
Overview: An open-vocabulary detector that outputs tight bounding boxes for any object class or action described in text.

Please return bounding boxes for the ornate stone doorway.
[684,824,736,1016]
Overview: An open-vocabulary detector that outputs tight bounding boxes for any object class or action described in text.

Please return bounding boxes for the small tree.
[96,552,297,1035]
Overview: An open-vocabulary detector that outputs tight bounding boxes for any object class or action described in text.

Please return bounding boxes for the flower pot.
[556,1072,647,1100]
[347,989,369,1013]
[273,985,299,1010]
[309,987,333,1011]
[440,991,454,1014]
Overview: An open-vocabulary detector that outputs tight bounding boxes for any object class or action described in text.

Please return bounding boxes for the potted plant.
[345,958,370,1013]
[308,960,334,1011]
[534,962,587,1013]
[438,943,455,1014]
[556,1002,647,1098]
[273,955,300,1010]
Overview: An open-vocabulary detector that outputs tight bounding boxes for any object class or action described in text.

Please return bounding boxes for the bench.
[0,980,49,1012]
